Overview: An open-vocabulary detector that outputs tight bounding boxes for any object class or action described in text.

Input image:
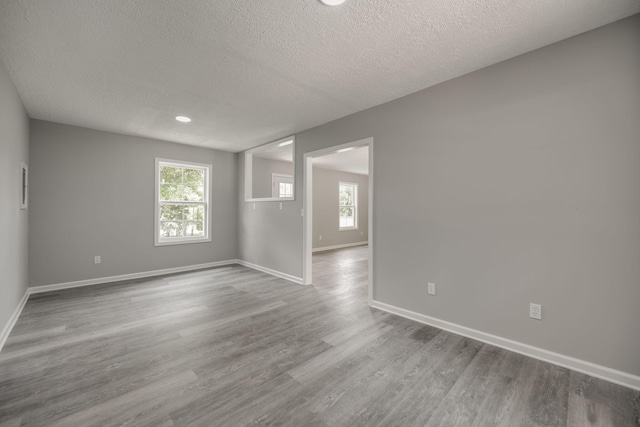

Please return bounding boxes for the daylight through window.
[339,182,357,230]
[155,159,211,245]
[272,173,294,199]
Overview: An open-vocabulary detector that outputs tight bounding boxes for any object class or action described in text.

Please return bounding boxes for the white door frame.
[302,137,374,305]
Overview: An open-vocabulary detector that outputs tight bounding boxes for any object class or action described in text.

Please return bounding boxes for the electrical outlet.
[529,303,542,320]
[94,256,101,264]
[427,282,436,296]
[279,202,283,210]
[319,235,322,240]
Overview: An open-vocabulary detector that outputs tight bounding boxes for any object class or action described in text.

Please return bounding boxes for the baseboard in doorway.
[370,299,640,392]
[236,260,303,285]
[312,241,368,253]
[0,290,30,352]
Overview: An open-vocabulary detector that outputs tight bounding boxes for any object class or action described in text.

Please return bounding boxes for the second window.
[339,182,358,230]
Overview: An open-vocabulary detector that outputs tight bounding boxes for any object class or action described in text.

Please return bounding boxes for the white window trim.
[272,173,293,198]
[155,158,212,246]
[339,181,358,231]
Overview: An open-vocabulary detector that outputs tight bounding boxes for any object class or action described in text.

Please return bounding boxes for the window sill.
[155,237,211,246]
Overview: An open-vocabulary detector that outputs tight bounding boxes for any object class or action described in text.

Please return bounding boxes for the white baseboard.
[0,290,30,352]
[236,260,303,285]
[370,299,640,392]
[29,260,238,294]
[312,241,368,253]
[2,259,299,353]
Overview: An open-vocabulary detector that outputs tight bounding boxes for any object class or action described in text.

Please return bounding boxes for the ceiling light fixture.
[175,115,191,123]
[278,140,294,147]
[319,0,346,5]
[337,147,355,153]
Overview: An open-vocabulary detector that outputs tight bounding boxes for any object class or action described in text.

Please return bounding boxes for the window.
[155,158,211,245]
[339,182,357,230]
[272,173,293,198]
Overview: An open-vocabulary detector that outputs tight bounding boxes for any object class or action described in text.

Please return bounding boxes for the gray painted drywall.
[29,120,238,286]
[0,60,29,336]
[238,153,300,276]
[238,14,640,376]
[312,167,368,249]
[252,157,293,199]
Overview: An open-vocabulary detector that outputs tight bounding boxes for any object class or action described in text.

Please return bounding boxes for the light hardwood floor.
[1,245,638,426]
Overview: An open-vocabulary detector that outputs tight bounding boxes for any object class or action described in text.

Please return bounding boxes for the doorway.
[302,137,373,304]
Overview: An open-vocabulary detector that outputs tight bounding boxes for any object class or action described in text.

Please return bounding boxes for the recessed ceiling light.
[278,140,294,147]
[175,115,191,123]
[320,0,346,5]
[337,147,355,153]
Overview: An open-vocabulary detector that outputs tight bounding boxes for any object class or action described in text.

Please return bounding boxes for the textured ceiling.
[0,1,638,152]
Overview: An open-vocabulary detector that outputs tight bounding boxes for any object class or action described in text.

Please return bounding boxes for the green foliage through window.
[339,182,357,229]
[157,161,209,241]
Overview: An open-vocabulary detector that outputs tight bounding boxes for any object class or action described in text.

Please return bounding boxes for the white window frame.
[272,173,293,198]
[339,181,358,230]
[155,158,212,246]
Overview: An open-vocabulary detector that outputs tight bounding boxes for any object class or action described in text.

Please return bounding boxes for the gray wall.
[0,60,29,335]
[238,15,640,376]
[238,154,300,275]
[29,120,238,286]
[313,167,368,249]
[252,157,293,199]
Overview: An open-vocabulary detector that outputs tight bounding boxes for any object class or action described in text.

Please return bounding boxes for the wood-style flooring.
[1,245,638,426]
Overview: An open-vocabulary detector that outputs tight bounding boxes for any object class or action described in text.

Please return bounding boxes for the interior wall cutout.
[245,136,295,201]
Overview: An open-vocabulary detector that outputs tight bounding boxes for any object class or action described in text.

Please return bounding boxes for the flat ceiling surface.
[1,1,638,152]
[314,146,369,176]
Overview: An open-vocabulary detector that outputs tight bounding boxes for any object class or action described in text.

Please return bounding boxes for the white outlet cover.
[529,303,542,320]
[428,282,436,296]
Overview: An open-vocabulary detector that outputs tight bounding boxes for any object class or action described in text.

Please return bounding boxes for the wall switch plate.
[279,202,283,210]
[427,282,436,295]
[319,235,322,240]
[530,303,542,320]
[94,256,101,264]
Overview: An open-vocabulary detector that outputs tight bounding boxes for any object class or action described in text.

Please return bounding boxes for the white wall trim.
[303,137,374,308]
[312,241,368,253]
[236,259,304,285]
[0,290,30,352]
[29,260,238,294]
[370,299,640,392]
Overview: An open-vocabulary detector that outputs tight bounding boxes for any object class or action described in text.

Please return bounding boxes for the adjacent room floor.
[0,246,638,426]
